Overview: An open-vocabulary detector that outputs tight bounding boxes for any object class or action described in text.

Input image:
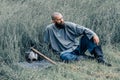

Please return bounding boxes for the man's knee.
[60,52,78,61]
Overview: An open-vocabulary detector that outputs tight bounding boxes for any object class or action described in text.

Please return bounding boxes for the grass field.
[0,0,120,80]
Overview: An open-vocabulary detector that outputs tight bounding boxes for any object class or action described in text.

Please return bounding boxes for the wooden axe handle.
[30,47,57,65]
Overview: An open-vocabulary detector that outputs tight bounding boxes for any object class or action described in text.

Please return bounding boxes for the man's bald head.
[51,12,63,20]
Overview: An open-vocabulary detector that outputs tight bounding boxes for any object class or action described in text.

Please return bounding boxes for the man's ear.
[51,20,55,23]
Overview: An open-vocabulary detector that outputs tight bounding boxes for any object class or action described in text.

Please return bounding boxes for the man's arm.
[73,23,100,45]
[43,27,50,44]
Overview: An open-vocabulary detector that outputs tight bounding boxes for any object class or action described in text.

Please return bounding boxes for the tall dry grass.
[0,0,120,80]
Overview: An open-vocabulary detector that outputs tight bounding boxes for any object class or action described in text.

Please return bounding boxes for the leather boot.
[91,45,112,66]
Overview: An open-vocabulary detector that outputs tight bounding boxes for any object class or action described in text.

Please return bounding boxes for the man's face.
[52,14,65,28]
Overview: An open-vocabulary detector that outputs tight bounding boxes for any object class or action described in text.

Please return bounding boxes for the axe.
[30,47,57,65]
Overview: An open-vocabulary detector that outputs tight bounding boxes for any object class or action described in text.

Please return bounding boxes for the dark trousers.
[60,35,98,61]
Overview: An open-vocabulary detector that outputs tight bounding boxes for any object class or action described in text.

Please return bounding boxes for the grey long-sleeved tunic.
[44,22,96,53]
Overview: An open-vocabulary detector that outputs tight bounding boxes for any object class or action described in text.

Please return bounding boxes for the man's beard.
[55,22,65,29]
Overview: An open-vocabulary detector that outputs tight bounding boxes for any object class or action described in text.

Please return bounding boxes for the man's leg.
[60,52,78,63]
[91,45,111,66]
[60,47,93,62]
[79,35,112,66]
[79,35,97,55]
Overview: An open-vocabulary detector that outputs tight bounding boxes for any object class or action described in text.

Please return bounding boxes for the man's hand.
[93,35,99,45]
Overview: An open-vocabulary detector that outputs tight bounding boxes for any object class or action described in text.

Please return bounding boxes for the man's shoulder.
[65,21,76,26]
[46,23,54,29]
